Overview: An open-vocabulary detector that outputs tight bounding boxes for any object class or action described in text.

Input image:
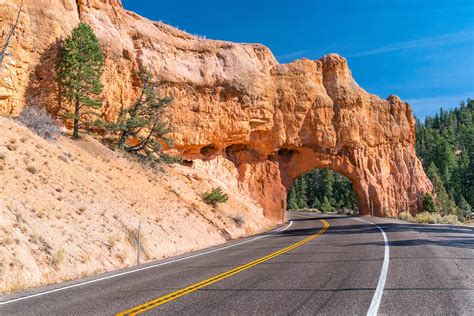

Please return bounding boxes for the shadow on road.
[277,215,474,250]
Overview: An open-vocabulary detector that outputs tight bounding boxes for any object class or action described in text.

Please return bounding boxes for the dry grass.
[18,105,62,140]
[126,228,138,247]
[399,211,460,225]
[52,249,67,268]
[107,236,120,250]
[398,211,414,222]
[5,278,27,294]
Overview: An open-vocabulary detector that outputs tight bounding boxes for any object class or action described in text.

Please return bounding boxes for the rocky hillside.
[0,116,272,293]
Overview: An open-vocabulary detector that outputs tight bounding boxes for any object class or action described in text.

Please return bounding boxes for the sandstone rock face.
[0,0,433,222]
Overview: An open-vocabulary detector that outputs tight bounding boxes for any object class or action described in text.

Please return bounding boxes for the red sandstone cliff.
[0,0,433,220]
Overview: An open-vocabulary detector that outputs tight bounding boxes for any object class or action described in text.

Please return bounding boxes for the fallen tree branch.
[0,0,23,65]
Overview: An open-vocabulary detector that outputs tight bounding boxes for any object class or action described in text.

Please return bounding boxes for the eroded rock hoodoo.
[0,0,433,222]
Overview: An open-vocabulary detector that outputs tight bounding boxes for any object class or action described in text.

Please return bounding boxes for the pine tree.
[287,186,299,210]
[321,196,333,213]
[105,70,174,161]
[310,196,321,209]
[321,169,335,200]
[427,162,456,215]
[305,170,318,207]
[432,138,456,184]
[296,176,308,208]
[57,23,104,139]
[458,195,472,220]
[422,193,436,213]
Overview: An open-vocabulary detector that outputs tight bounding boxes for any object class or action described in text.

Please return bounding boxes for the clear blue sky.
[121,0,474,118]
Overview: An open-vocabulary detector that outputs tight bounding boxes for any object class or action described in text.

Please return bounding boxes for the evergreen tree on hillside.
[415,99,473,220]
[422,193,436,213]
[432,138,456,184]
[104,70,174,162]
[458,196,472,220]
[57,23,104,139]
[426,162,455,214]
[296,177,308,208]
[321,196,333,213]
[287,186,299,210]
[310,196,321,209]
[320,169,335,201]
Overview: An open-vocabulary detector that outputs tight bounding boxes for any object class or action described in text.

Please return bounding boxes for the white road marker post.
[137,224,141,266]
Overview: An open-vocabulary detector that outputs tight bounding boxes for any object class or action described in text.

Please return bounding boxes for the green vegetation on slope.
[415,99,474,221]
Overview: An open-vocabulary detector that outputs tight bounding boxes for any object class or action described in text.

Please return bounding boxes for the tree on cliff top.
[56,23,104,139]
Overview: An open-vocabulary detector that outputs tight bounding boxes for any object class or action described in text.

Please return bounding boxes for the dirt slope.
[0,116,272,294]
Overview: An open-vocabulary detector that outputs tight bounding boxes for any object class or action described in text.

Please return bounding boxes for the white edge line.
[0,220,293,306]
[354,218,390,316]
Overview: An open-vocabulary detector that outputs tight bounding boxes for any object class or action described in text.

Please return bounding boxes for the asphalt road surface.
[1,212,473,315]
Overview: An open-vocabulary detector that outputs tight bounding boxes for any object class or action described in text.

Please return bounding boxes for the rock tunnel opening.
[200,144,219,160]
[286,168,359,215]
[225,144,265,166]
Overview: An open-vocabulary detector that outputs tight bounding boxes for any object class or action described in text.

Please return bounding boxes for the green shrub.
[202,187,229,207]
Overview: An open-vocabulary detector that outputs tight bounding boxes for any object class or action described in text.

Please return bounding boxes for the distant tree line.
[287,99,473,221]
[287,168,357,212]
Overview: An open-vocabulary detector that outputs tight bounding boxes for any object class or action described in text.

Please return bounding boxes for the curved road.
[1,212,473,315]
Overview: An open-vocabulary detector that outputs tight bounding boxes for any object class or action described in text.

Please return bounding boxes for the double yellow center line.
[117,218,329,315]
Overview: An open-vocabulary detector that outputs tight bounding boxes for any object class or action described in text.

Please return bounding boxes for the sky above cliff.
[121,0,473,119]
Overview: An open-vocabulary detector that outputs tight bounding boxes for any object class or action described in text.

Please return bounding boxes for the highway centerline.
[0,221,293,306]
[117,219,330,315]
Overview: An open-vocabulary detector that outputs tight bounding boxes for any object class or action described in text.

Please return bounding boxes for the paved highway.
[1,212,473,315]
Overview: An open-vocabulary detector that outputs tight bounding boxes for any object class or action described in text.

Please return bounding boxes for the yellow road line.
[117,219,329,316]
[291,213,319,219]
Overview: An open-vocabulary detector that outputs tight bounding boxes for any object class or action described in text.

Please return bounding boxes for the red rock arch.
[172,55,433,223]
